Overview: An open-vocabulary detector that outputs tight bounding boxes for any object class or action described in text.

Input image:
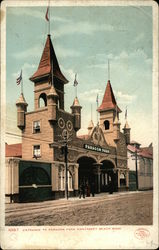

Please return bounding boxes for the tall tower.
[98,80,121,145]
[16,34,69,161]
[16,93,28,130]
[113,110,121,142]
[30,34,68,111]
[47,84,58,123]
[123,120,131,144]
[71,97,82,132]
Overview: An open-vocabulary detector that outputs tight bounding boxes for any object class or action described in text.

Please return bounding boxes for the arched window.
[120,173,126,186]
[39,93,47,108]
[104,120,110,130]
[58,168,73,191]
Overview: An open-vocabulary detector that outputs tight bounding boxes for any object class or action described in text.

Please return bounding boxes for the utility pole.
[131,148,139,191]
[50,130,72,200]
[64,136,68,200]
[135,149,138,190]
[61,129,73,200]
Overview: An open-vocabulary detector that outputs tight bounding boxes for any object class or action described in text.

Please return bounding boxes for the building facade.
[6,34,131,202]
[128,141,153,191]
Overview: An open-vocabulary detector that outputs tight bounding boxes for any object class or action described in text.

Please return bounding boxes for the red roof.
[77,135,89,140]
[98,80,121,112]
[127,144,153,159]
[139,147,153,159]
[30,35,68,83]
[5,143,22,158]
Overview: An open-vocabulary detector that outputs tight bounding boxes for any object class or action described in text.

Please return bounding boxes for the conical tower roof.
[88,120,94,129]
[124,120,130,129]
[30,35,68,83]
[16,93,28,106]
[47,84,58,98]
[98,80,121,112]
[114,114,121,125]
[71,97,81,107]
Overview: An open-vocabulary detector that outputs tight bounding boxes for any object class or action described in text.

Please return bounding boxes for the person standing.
[86,182,90,197]
[79,183,82,199]
[81,182,86,198]
[91,182,95,197]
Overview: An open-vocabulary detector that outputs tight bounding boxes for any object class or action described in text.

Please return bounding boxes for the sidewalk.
[58,190,152,202]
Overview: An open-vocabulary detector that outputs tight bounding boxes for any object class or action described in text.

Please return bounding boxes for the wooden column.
[118,169,120,189]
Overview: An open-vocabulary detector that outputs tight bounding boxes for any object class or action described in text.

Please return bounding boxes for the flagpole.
[75,85,77,97]
[116,97,118,118]
[125,106,127,120]
[108,59,110,80]
[48,0,50,35]
[96,94,99,125]
[52,60,54,86]
[74,73,78,98]
[21,78,23,94]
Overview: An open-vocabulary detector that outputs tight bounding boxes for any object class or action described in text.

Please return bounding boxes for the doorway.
[100,160,117,192]
[77,156,97,193]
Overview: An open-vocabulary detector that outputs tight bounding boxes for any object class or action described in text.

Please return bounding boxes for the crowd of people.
[79,182,95,199]
[78,179,114,198]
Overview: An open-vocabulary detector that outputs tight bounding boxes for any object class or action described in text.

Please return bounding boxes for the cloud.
[114,90,136,104]
[56,46,81,58]
[133,33,145,44]
[12,42,80,60]
[53,21,115,38]
[10,7,70,23]
[107,49,150,61]
[12,63,36,78]
[79,88,136,105]
[12,44,42,59]
[60,66,75,83]
[79,88,103,103]
[87,48,152,69]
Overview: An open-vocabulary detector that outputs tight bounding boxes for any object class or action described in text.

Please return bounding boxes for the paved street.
[5,191,152,226]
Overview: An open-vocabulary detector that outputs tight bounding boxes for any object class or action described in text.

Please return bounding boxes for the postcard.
[0,0,158,249]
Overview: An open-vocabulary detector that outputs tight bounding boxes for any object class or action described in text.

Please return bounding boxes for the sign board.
[84,144,110,154]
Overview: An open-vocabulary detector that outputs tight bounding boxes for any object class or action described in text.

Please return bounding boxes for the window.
[39,93,47,108]
[59,169,73,191]
[104,120,110,130]
[68,171,73,190]
[101,173,108,185]
[33,145,41,158]
[33,121,40,133]
[120,173,126,186]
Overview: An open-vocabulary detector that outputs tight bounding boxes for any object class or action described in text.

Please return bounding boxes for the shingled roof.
[127,144,153,159]
[98,80,121,112]
[30,35,68,83]
[5,143,22,158]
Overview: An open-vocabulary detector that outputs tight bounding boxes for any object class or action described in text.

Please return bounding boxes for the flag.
[45,6,49,21]
[16,70,22,85]
[96,94,99,103]
[125,107,127,120]
[73,73,78,86]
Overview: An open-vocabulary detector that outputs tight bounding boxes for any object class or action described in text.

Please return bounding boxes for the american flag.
[73,73,78,86]
[125,107,127,120]
[45,6,49,21]
[16,70,22,85]
[96,94,99,103]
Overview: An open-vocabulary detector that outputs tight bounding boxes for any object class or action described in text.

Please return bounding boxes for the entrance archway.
[77,156,97,194]
[19,162,52,202]
[100,160,118,192]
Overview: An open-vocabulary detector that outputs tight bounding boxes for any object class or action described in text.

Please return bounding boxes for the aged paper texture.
[0,0,158,249]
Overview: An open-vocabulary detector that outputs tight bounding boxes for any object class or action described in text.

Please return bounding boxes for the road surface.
[5,191,152,226]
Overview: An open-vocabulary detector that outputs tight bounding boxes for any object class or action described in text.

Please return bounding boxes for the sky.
[5,4,153,146]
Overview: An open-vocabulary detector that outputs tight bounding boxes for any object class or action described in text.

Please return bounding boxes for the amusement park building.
[6,34,131,202]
